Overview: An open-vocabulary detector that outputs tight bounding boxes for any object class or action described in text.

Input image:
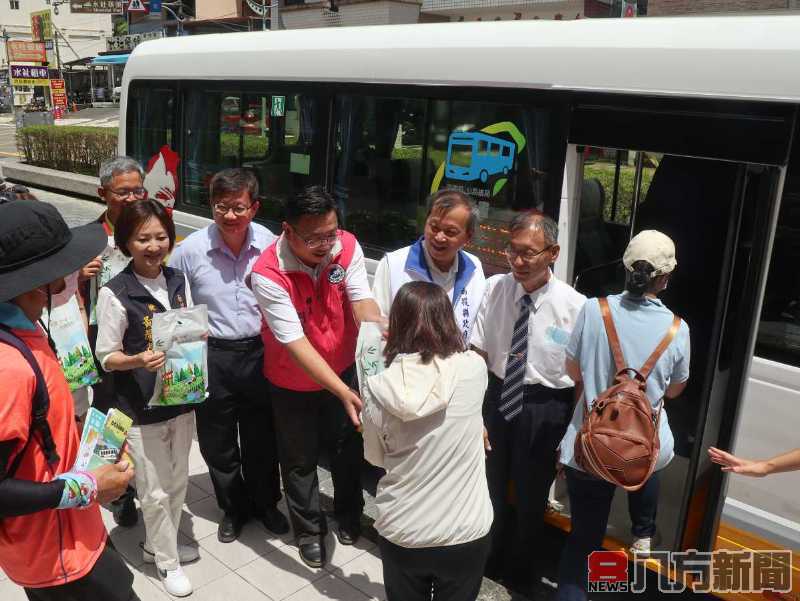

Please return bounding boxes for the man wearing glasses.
[168,168,288,544]
[371,189,486,342]
[250,186,383,568]
[78,156,148,529]
[471,210,586,595]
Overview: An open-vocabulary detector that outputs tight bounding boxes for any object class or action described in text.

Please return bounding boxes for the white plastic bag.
[355,321,386,398]
[149,305,209,407]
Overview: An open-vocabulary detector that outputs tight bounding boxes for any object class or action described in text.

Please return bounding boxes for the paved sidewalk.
[0,436,388,601]
[0,106,120,128]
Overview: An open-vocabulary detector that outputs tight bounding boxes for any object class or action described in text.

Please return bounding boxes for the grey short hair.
[508,210,559,246]
[426,189,480,238]
[99,156,144,188]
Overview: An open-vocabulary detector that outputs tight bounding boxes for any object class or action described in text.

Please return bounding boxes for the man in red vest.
[250,186,384,568]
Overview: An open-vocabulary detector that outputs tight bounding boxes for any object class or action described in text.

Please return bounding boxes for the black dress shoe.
[333,518,360,546]
[298,539,325,568]
[260,506,290,535]
[218,513,243,543]
[111,490,137,528]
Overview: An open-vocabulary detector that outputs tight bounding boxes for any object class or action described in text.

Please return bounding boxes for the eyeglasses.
[504,243,554,263]
[296,229,341,250]
[109,187,147,199]
[212,203,254,217]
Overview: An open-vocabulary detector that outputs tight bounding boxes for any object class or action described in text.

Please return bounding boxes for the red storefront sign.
[7,41,47,64]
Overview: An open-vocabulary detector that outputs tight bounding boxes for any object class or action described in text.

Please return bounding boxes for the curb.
[0,160,99,199]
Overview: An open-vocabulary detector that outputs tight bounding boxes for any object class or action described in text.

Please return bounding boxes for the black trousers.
[378,535,490,601]
[195,339,281,517]
[483,373,573,581]
[270,366,364,545]
[24,541,139,601]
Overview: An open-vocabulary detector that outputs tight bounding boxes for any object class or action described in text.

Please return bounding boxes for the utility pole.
[271,0,280,30]
[262,0,268,31]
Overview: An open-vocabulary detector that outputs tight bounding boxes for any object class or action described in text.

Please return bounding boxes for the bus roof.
[123,16,800,103]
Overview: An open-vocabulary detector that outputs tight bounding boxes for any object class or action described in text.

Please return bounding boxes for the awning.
[90,55,129,66]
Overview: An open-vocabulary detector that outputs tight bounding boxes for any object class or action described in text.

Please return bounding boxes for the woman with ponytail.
[555,230,691,601]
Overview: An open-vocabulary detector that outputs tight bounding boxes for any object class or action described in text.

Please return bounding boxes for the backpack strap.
[639,315,682,380]
[598,297,626,374]
[0,326,60,478]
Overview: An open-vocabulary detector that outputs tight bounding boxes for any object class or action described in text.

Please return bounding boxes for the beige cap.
[623,230,676,276]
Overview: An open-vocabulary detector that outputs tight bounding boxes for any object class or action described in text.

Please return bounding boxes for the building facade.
[0,1,113,68]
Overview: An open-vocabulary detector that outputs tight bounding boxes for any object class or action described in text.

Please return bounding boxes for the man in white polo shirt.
[250,186,384,569]
[471,210,586,594]
[372,189,485,341]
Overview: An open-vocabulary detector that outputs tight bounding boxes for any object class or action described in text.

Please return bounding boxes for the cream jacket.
[362,350,493,548]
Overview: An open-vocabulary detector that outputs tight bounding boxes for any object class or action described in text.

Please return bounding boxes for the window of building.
[10,0,20,9]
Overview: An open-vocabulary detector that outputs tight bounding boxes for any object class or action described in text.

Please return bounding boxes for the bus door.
[556,96,795,593]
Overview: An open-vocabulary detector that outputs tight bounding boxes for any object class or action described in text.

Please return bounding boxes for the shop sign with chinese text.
[7,41,47,64]
[11,65,50,87]
[30,10,54,43]
[70,0,124,12]
[106,31,162,52]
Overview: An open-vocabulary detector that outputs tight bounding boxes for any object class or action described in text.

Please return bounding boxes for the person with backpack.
[0,200,136,601]
[556,230,691,601]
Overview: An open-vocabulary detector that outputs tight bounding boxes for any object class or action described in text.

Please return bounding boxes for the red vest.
[252,232,359,391]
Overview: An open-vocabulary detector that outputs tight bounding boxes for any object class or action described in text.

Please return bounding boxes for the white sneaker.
[158,566,193,597]
[142,543,200,565]
[630,536,651,556]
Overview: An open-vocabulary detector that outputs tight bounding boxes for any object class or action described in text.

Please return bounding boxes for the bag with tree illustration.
[43,295,100,391]
[149,305,209,407]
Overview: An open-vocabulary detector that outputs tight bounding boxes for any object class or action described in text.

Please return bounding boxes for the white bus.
[121,16,800,597]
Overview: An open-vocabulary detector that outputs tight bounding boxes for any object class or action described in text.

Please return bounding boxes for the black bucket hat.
[0,200,107,302]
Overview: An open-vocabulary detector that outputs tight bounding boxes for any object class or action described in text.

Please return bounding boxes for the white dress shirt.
[470,272,586,389]
[250,234,373,345]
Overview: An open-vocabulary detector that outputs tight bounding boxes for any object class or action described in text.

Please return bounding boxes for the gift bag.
[355,321,386,398]
[43,296,100,391]
[150,305,209,407]
[89,241,131,326]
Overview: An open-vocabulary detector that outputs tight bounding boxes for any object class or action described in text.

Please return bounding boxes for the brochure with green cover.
[74,407,133,471]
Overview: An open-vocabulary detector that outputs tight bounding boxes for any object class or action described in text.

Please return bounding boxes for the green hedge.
[16,126,119,176]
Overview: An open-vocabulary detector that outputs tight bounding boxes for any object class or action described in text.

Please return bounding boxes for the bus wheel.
[480,170,488,183]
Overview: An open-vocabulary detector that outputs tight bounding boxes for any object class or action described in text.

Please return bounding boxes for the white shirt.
[95,269,193,371]
[373,244,457,317]
[470,273,586,389]
[250,234,373,345]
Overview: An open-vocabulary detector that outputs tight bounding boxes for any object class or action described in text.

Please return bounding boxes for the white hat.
[623,230,676,276]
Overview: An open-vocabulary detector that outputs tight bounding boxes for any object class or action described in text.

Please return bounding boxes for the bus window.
[183,86,326,227]
[126,81,177,179]
[572,148,656,297]
[332,96,567,266]
[755,169,800,367]
[428,100,563,274]
[333,96,426,257]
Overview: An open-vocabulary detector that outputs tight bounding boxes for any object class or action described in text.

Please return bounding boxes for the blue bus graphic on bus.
[445,131,516,184]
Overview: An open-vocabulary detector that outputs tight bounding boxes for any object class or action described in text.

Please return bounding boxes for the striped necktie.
[498,294,532,421]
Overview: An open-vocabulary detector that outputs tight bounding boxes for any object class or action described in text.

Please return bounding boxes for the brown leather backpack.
[574,297,681,492]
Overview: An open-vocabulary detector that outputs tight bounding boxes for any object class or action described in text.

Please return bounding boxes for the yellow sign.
[30,10,54,43]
